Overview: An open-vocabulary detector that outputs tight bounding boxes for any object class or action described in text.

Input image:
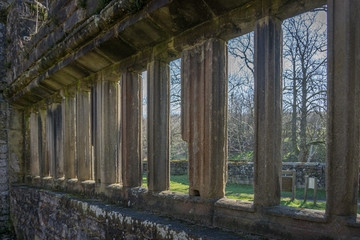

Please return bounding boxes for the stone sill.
[265,205,327,223]
[25,177,357,228]
[215,198,255,212]
[347,215,360,228]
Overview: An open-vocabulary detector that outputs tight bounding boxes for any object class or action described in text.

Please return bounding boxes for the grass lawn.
[142,174,360,213]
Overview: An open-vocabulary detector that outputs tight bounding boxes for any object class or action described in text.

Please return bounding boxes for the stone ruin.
[0,0,359,239]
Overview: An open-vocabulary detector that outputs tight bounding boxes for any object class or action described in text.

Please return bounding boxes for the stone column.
[253,16,283,207]
[46,104,55,178]
[39,108,48,177]
[46,102,64,179]
[62,89,77,179]
[76,85,92,181]
[53,103,64,179]
[29,112,40,177]
[326,0,360,219]
[0,93,9,233]
[181,38,228,198]
[147,59,170,191]
[121,71,142,188]
[94,72,121,189]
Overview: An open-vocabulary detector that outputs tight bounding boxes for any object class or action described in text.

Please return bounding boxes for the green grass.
[142,174,360,213]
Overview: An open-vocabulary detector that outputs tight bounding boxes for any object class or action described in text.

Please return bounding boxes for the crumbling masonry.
[0,0,359,239]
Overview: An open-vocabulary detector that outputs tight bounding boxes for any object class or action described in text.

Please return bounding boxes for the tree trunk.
[291,62,299,157]
[298,75,307,162]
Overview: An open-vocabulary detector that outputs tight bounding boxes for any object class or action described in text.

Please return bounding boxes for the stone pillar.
[46,102,64,179]
[326,0,360,219]
[38,108,49,177]
[121,71,142,187]
[147,59,170,191]
[0,93,9,232]
[63,89,77,179]
[181,38,228,198]
[253,16,282,207]
[46,105,55,178]
[76,86,92,181]
[94,72,121,189]
[53,103,64,179]
[29,112,40,177]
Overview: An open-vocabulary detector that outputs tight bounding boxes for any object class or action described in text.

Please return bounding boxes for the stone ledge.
[264,205,327,223]
[10,183,360,239]
[10,185,255,240]
[215,198,255,212]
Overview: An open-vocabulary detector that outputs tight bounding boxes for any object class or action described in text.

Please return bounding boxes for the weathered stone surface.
[4,0,360,239]
[76,88,92,181]
[29,112,40,177]
[94,73,121,189]
[10,186,247,240]
[326,0,360,219]
[147,59,170,192]
[253,16,283,207]
[45,103,64,179]
[0,5,10,232]
[62,92,77,179]
[5,0,326,107]
[39,109,49,177]
[121,71,142,188]
[181,38,228,198]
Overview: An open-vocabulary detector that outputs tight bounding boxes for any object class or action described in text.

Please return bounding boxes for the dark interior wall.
[0,1,9,233]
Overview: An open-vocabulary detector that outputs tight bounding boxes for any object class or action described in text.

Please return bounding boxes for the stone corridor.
[0,0,359,239]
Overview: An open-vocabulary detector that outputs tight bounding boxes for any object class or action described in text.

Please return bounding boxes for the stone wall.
[143,161,188,176]
[0,1,9,233]
[0,94,9,233]
[10,185,245,240]
[167,161,327,189]
[227,162,326,189]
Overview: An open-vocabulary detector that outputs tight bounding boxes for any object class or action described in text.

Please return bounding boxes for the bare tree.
[227,32,255,161]
[169,59,188,160]
[282,9,327,162]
